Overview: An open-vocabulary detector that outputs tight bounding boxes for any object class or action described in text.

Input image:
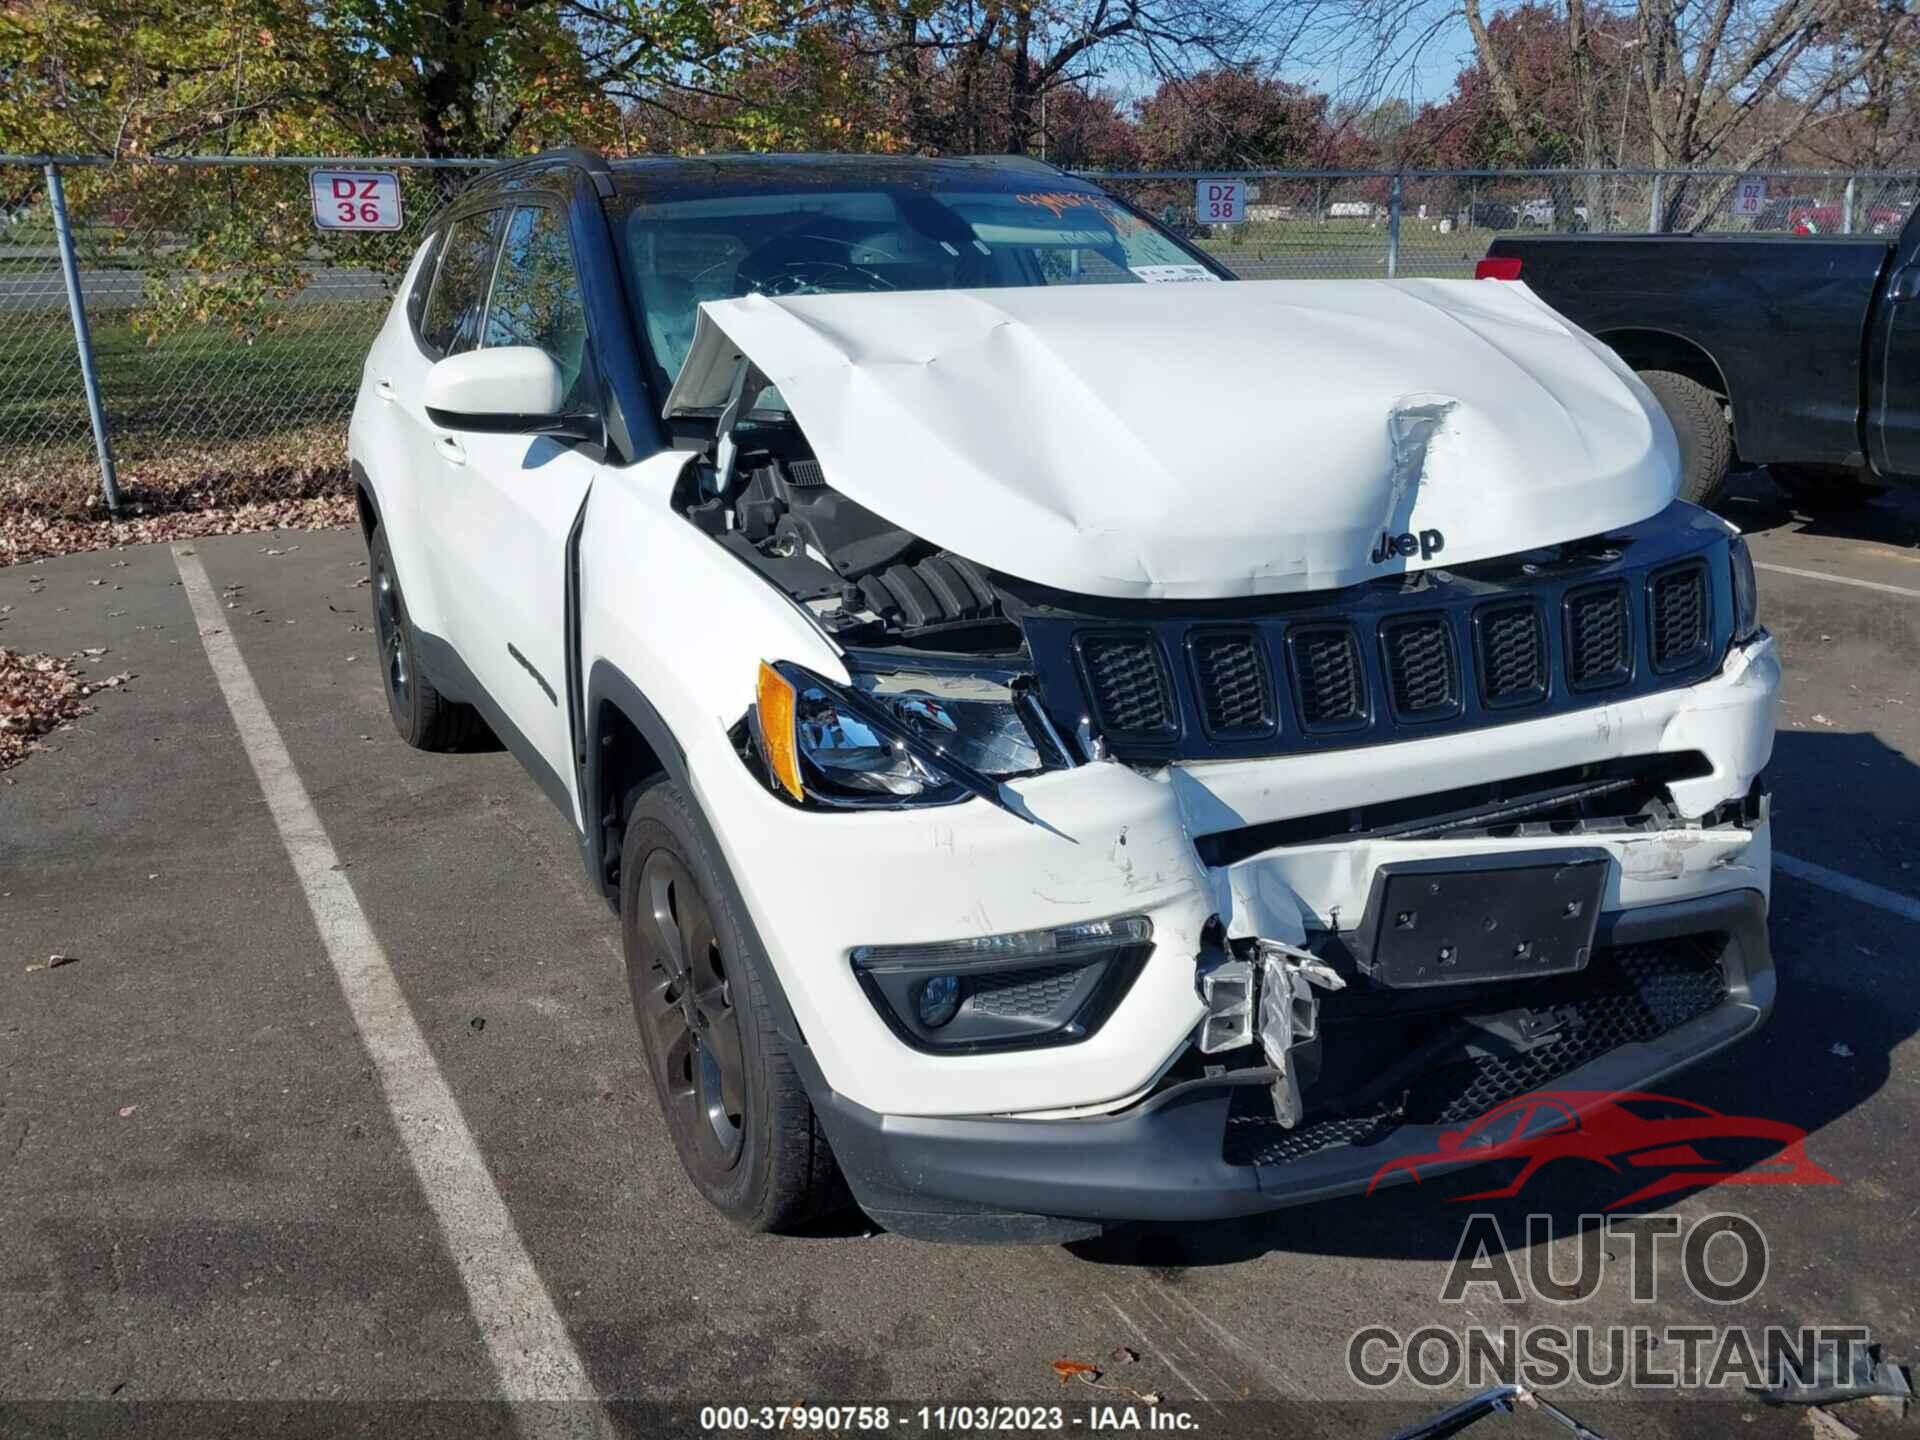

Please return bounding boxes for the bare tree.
[1459,0,1907,227]
[844,0,1311,155]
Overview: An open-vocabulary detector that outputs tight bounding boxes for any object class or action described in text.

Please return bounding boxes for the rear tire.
[368,523,484,752]
[620,778,846,1231]
[1639,369,1733,510]
[1769,463,1885,514]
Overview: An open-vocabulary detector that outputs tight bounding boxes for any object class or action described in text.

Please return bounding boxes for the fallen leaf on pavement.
[0,648,133,773]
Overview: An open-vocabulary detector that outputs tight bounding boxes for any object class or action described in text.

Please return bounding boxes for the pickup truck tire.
[369,524,485,752]
[1769,463,1884,513]
[1639,370,1732,510]
[620,779,846,1232]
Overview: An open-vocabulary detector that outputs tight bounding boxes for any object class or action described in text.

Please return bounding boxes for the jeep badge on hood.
[1372,528,1445,563]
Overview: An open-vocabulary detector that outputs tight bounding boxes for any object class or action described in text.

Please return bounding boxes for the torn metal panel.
[664,280,1680,600]
[1257,940,1345,1127]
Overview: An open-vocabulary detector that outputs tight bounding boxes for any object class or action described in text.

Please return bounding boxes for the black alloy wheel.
[632,849,748,1172]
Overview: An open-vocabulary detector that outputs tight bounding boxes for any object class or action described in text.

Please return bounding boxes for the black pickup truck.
[1482,207,1920,510]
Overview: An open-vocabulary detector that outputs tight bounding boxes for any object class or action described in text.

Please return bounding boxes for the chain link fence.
[1095,168,1920,281]
[0,157,479,520]
[3,157,1917,517]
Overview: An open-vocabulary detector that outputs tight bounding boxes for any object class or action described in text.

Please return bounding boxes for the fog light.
[916,975,962,1028]
[850,914,1154,1053]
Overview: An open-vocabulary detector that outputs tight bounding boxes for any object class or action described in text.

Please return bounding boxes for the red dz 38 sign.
[310,170,404,232]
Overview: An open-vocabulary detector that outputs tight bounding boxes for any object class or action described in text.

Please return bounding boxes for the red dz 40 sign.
[310,171,404,232]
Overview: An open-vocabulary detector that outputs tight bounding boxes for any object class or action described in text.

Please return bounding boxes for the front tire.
[369,523,484,751]
[620,779,845,1231]
[1639,370,1733,510]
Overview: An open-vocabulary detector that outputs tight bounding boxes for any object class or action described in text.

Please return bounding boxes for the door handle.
[437,435,467,466]
[375,379,398,403]
[1892,268,1920,302]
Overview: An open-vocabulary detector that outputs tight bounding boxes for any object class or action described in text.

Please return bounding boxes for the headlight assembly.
[748,659,1067,812]
[1728,534,1760,644]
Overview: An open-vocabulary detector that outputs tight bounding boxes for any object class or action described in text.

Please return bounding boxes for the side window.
[420,211,501,357]
[483,205,591,408]
[403,231,441,343]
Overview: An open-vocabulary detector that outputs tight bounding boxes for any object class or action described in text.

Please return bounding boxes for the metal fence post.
[45,161,121,517]
[1647,171,1665,233]
[1386,172,1403,278]
[1842,176,1857,234]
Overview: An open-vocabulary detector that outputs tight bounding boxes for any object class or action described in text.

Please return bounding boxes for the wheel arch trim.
[585,659,808,1046]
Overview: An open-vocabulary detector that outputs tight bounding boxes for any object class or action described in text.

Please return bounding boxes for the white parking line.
[1754,561,1920,600]
[1775,852,1920,924]
[173,544,605,1437]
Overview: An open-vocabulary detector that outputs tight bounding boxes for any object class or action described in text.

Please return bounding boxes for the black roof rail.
[476,145,617,198]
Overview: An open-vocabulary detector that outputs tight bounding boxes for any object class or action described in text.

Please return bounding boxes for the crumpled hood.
[665,279,1679,599]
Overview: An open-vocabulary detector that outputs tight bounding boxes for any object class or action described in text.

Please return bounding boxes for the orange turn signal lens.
[755,661,804,802]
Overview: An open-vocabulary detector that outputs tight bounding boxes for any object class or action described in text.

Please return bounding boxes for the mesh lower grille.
[1650,564,1709,671]
[1566,583,1631,688]
[966,963,1087,1019]
[1292,627,1366,729]
[1479,602,1546,705]
[1382,616,1458,719]
[1191,631,1271,734]
[1223,935,1729,1167]
[1080,634,1174,736]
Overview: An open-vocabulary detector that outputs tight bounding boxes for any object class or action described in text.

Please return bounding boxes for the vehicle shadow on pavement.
[1719,467,1920,546]
[1067,730,1919,1270]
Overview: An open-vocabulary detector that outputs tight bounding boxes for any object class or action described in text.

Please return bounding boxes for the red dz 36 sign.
[310,170,404,232]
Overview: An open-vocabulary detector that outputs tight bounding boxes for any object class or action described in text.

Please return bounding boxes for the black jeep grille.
[1030,517,1729,762]
[1381,615,1458,720]
[1078,634,1175,737]
[1190,630,1271,735]
[1565,582,1631,689]
[1477,602,1547,706]
[1650,562,1710,672]
[1292,627,1366,729]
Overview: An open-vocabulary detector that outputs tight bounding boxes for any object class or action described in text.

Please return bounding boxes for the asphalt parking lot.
[3,471,1918,1439]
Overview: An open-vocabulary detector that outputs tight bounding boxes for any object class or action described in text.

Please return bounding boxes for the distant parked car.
[1781,199,1913,236]
[1518,198,1590,230]
[1326,200,1376,220]
[1467,201,1518,230]
[1752,195,1821,230]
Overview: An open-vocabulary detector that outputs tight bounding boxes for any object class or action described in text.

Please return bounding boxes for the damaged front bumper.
[702,635,1779,1236]
[801,889,1772,1241]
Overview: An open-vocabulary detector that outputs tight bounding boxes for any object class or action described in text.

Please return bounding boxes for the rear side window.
[483,205,591,407]
[403,232,441,340]
[420,211,501,357]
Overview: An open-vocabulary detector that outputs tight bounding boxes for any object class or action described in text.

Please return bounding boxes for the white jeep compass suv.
[348,148,1779,1242]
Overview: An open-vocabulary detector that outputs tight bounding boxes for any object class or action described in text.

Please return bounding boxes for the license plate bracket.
[1352,850,1608,988]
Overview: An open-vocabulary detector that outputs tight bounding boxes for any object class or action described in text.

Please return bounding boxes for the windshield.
[617,179,1223,385]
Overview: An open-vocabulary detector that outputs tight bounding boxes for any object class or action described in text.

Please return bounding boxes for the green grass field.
[0,303,378,452]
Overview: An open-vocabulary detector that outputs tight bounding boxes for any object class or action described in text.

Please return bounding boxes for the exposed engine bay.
[677,414,1020,654]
